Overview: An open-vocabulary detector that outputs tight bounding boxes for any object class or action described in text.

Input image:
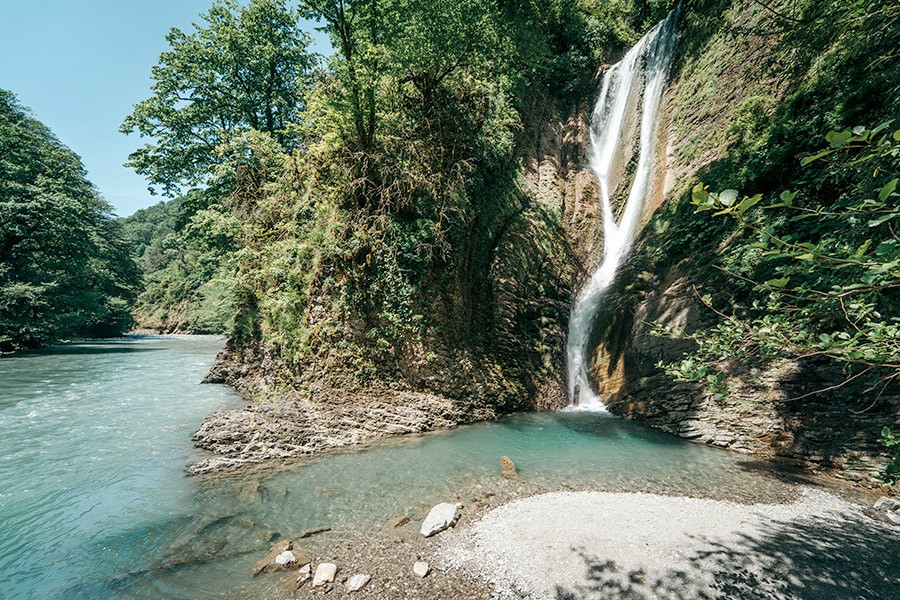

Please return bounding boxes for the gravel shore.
[439,488,900,599]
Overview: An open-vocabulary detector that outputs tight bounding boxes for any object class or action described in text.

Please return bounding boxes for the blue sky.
[0,0,327,217]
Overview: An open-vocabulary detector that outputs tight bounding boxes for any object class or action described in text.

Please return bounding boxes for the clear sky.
[0,0,327,217]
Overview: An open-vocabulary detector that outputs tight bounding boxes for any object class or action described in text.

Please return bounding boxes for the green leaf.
[868,213,896,227]
[879,178,898,202]
[736,193,763,214]
[853,239,872,259]
[827,130,852,148]
[766,277,789,288]
[796,253,815,261]
[800,149,833,166]
[718,189,739,207]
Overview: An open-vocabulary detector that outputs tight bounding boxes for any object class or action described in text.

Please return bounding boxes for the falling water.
[567,13,678,409]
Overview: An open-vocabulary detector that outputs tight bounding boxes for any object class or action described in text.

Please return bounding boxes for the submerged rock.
[500,456,522,482]
[389,516,410,528]
[421,503,460,537]
[313,562,338,586]
[413,561,430,578]
[346,573,371,592]
[297,526,331,538]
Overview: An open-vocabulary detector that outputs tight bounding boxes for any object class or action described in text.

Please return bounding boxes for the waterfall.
[566,13,678,410]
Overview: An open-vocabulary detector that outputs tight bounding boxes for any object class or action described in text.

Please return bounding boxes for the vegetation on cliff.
[0,90,141,352]
[602,0,900,482]
[123,0,672,409]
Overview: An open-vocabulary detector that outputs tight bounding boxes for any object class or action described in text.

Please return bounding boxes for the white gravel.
[439,489,900,599]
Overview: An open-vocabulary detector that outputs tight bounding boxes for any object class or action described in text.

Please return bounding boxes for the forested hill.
[0,91,141,352]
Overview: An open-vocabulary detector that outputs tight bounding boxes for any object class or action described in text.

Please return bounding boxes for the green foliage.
[655,125,899,472]
[122,194,242,333]
[122,0,315,195]
[877,427,900,486]
[122,0,671,403]
[0,90,141,351]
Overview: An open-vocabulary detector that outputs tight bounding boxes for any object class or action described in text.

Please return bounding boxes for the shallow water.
[0,336,800,599]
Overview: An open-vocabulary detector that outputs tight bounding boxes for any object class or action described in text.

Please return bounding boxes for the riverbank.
[238,482,898,599]
[187,389,496,475]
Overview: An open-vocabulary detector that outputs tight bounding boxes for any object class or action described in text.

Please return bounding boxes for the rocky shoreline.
[218,467,898,600]
[187,388,495,475]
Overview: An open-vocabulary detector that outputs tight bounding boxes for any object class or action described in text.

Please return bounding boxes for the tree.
[382,0,506,114]
[299,0,382,149]
[0,90,141,351]
[122,0,315,195]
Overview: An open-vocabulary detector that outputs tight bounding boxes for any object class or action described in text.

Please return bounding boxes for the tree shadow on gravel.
[557,514,900,599]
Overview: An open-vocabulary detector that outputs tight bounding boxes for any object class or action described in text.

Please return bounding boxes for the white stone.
[313,562,337,586]
[274,550,296,566]
[874,496,900,524]
[296,563,311,585]
[420,502,460,537]
[413,561,430,578]
[346,573,371,592]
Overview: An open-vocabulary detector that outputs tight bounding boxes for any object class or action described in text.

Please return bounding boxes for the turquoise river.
[0,336,804,598]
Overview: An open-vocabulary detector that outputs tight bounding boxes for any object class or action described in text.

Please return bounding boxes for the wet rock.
[253,540,311,575]
[237,480,262,504]
[313,562,338,586]
[346,573,371,592]
[413,561,430,578]
[298,526,331,538]
[389,516,410,528]
[500,456,522,482]
[420,502,460,537]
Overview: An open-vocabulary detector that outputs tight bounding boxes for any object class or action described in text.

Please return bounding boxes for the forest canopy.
[0,90,141,352]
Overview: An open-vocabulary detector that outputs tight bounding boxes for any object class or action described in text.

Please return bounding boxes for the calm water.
[0,336,798,599]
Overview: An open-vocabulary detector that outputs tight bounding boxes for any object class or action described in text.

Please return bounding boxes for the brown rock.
[500,456,522,482]
[389,516,410,528]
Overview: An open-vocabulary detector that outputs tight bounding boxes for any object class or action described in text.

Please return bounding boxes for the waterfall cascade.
[566,13,678,410]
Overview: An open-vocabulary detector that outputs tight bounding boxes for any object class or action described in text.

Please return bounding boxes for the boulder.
[346,573,371,592]
[500,456,522,482]
[420,502,460,537]
[313,562,338,586]
[413,561,430,578]
[252,539,311,575]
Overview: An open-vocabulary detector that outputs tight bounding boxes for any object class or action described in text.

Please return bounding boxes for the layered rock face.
[595,263,898,487]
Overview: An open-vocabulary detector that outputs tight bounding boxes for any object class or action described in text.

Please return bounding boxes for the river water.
[0,336,800,599]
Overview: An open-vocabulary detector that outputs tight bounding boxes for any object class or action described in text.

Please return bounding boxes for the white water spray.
[566,13,677,410]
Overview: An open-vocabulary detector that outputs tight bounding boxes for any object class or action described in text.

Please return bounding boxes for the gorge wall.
[581,1,899,489]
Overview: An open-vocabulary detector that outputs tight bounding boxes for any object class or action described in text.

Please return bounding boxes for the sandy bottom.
[439,489,900,599]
